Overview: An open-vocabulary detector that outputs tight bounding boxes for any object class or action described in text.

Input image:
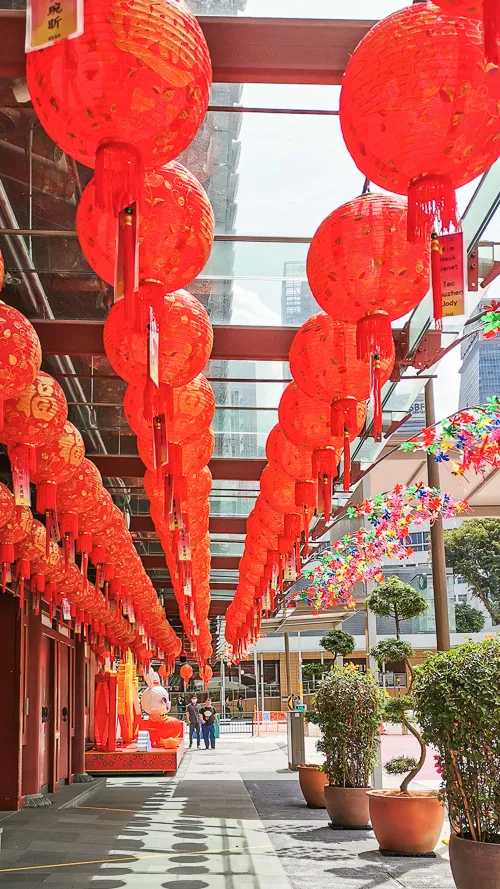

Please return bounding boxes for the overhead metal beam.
[131,515,247,535]
[30,320,296,362]
[142,555,240,571]
[0,10,373,84]
[0,452,266,482]
[152,581,236,592]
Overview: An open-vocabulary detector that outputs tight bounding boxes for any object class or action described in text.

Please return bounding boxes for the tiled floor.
[0,734,455,889]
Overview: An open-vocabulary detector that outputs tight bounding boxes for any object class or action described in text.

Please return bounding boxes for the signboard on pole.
[440,232,465,318]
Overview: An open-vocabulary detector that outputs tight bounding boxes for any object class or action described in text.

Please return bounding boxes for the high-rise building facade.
[281,261,320,326]
[459,297,500,408]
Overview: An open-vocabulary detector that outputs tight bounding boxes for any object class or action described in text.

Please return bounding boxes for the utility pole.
[425,379,451,651]
[284,632,292,697]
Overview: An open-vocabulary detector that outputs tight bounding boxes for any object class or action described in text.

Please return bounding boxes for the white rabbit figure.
[140,667,171,717]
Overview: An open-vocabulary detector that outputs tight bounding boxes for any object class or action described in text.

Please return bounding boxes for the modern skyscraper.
[281,261,320,326]
[459,297,500,409]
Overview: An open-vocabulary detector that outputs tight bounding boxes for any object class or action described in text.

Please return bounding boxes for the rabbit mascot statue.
[139,667,184,748]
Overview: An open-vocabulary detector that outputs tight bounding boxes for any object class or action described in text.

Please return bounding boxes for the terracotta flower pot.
[367,790,444,854]
[450,833,500,889]
[324,785,370,828]
[298,765,328,808]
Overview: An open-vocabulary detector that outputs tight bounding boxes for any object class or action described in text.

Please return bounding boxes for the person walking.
[186,695,201,749]
[200,697,218,749]
[237,695,244,718]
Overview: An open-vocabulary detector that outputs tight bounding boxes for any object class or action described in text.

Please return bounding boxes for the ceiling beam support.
[0,10,373,84]
[131,515,247,535]
[30,320,297,362]
[142,555,240,571]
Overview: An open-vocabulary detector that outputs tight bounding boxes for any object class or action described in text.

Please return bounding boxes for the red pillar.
[22,602,42,798]
[0,594,23,809]
[72,639,87,779]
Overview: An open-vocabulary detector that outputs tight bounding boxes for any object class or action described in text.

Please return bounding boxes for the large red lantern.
[31,421,85,544]
[307,195,429,356]
[180,663,193,683]
[104,289,212,386]
[125,374,215,443]
[290,314,395,441]
[0,505,31,592]
[0,302,41,430]
[340,5,500,243]
[0,483,15,531]
[2,372,68,501]
[434,1,499,64]
[279,383,365,491]
[77,162,214,293]
[27,0,211,214]
[138,429,214,475]
[266,424,313,479]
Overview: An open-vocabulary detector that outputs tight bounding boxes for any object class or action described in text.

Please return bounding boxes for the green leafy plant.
[320,629,355,662]
[455,601,485,633]
[367,577,428,793]
[414,638,500,843]
[313,663,384,788]
[444,519,500,624]
[385,755,418,776]
[302,662,330,680]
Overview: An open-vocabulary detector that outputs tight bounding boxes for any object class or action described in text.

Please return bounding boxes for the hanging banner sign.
[169,497,183,530]
[61,597,71,621]
[148,306,160,388]
[12,465,31,508]
[440,232,465,318]
[284,553,297,583]
[26,0,84,52]
[178,529,191,562]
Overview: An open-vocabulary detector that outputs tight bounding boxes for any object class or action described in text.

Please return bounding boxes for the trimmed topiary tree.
[413,637,500,843]
[320,628,355,662]
[313,663,384,788]
[367,577,428,792]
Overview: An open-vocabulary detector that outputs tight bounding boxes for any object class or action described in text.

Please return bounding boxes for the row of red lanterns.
[0,280,181,666]
[25,0,217,669]
[226,1,500,658]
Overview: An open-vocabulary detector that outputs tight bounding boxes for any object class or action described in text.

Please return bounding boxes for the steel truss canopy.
[0,11,375,83]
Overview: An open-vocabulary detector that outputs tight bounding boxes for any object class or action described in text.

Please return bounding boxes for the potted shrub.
[366,578,444,854]
[414,638,500,889]
[313,663,384,828]
[319,628,355,663]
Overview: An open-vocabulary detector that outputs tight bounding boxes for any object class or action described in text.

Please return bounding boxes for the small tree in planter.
[365,577,445,854]
[312,663,384,828]
[414,638,500,889]
[320,628,355,663]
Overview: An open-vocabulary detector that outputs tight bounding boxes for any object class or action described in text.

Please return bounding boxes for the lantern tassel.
[323,474,332,523]
[116,206,137,330]
[484,0,500,65]
[343,430,351,492]
[303,509,310,557]
[407,173,459,245]
[431,232,443,332]
[356,311,393,361]
[372,354,383,442]
[95,141,143,216]
[9,443,36,507]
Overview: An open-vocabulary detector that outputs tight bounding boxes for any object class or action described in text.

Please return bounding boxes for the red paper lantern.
[125,374,215,442]
[1,371,67,447]
[77,162,214,292]
[0,302,41,430]
[0,505,31,592]
[290,314,395,441]
[434,1,499,64]
[138,429,214,475]
[266,424,314,479]
[0,482,15,531]
[340,5,500,242]
[307,195,429,356]
[27,0,211,212]
[104,289,212,386]
[31,421,85,537]
[57,458,103,515]
[279,383,365,491]
[180,663,193,682]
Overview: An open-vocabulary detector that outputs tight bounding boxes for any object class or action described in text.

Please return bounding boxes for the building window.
[410,531,430,552]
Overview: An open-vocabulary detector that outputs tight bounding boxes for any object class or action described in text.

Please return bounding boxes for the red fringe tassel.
[407,173,458,245]
[95,141,143,216]
[116,206,138,330]
[356,311,393,362]
[484,0,500,65]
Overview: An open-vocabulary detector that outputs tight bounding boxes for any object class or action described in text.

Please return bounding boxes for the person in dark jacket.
[186,695,200,749]
[199,697,218,749]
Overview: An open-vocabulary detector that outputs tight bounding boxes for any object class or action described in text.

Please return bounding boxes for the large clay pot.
[450,834,500,889]
[298,765,328,808]
[324,785,370,828]
[367,790,444,854]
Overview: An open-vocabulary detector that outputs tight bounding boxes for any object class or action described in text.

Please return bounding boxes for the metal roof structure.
[1,4,500,651]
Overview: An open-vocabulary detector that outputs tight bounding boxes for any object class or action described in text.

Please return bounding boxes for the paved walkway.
[0,735,454,889]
